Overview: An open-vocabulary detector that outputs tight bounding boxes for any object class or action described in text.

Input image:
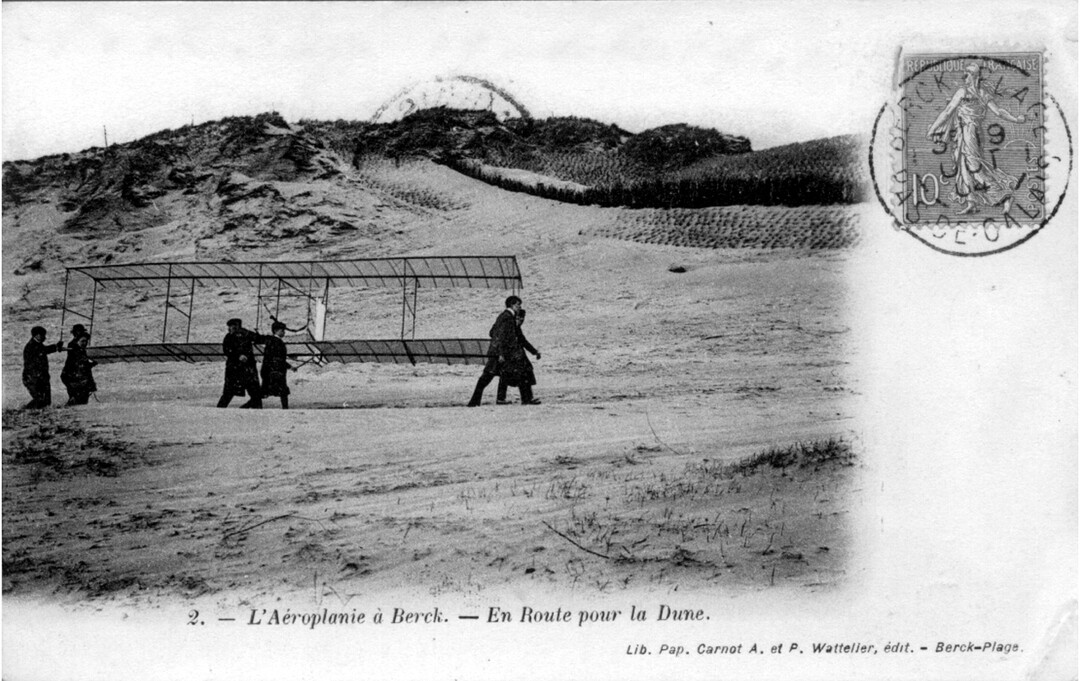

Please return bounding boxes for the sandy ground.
[2,159,861,611]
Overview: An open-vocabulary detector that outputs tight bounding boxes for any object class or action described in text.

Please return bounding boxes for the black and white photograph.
[2,2,1075,679]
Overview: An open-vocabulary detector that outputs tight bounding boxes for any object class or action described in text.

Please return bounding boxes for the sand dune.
[3,134,861,607]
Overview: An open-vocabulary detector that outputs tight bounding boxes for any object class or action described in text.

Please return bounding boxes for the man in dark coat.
[22,326,64,409]
[467,295,524,407]
[259,321,293,410]
[61,330,98,406]
[216,318,269,409]
[497,308,541,405]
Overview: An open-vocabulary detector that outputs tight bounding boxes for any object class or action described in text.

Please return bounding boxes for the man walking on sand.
[496,308,541,405]
[468,295,540,407]
[216,318,269,409]
[22,325,65,409]
[259,320,294,410]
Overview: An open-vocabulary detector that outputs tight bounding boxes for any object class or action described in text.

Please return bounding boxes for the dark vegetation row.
[440,148,864,208]
[314,108,868,208]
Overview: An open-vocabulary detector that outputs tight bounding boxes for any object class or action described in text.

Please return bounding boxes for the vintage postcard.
[2,2,1075,680]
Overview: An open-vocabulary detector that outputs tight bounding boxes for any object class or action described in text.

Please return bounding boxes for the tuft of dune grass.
[727,437,852,476]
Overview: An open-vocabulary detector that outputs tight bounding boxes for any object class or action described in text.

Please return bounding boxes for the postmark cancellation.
[872,51,1071,255]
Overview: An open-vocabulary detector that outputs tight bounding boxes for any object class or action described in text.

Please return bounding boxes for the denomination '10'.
[910,173,941,206]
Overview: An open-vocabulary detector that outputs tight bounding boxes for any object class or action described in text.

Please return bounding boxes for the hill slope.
[2,112,864,296]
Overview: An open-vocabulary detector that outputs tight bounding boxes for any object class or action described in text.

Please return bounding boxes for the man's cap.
[227,318,242,326]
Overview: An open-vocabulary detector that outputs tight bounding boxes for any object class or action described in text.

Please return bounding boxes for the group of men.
[21,324,98,409]
[21,296,540,411]
[222,295,542,410]
[468,295,542,407]
[217,318,292,409]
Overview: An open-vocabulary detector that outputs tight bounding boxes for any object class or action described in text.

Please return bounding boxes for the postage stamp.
[871,51,1072,256]
[903,54,1044,224]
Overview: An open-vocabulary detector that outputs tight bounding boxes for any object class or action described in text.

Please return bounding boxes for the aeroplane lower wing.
[86,339,491,366]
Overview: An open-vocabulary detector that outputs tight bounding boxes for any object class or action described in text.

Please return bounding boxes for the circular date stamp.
[869,52,1073,256]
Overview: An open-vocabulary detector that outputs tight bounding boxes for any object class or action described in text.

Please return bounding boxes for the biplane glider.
[59,256,522,366]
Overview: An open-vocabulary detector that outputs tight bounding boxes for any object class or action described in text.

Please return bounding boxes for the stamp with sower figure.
[871,52,1072,256]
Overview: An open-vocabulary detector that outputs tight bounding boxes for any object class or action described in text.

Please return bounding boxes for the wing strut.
[401,258,418,339]
[59,270,98,340]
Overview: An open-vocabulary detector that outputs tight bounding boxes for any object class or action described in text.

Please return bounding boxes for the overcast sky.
[2,1,1071,161]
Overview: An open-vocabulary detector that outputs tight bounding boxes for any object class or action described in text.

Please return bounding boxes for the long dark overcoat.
[61,340,97,401]
[222,329,266,397]
[259,335,291,397]
[483,310,521,375]
[22,339,59,401]
[500,326,537,387]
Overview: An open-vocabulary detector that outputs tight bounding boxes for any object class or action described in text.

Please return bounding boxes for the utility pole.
[103,125,109,149]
